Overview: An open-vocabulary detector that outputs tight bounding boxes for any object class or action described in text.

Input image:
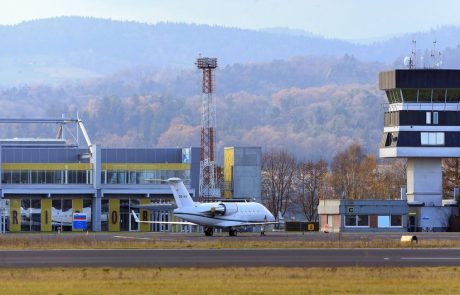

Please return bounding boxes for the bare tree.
[261,149,296,217]
[295,159,328,221]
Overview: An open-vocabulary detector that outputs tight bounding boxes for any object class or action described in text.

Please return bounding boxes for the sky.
[1,0,460,41]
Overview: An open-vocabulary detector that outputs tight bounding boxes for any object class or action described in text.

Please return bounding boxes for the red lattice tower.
[196,57,219,201]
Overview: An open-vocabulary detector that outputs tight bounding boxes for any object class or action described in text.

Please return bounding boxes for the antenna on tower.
[431,40,443,69]
[411,39,417,69]
[431,40,437,68]
[404,39,417,69]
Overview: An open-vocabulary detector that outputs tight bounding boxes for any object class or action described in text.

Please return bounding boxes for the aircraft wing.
[131,210,196,225]
[235,221,282,227]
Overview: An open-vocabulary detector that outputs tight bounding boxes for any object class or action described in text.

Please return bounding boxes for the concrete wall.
[406,158,442,206]
[226,147,261,202]
[418,206,453,231]
[318,200,340,214]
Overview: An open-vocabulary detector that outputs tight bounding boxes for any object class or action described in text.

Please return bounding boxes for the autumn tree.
[330,143,366,199]
[329,143,404,200]
[443,158,460,199]
[378,159,407,200]
[294,159,328,221]
[261,149,296,217]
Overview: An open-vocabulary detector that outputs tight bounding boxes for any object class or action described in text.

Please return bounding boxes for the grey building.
[223,147,261,202]
[318,199,409,232]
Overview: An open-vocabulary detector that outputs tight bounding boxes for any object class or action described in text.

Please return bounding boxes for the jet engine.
[206,203,238,217]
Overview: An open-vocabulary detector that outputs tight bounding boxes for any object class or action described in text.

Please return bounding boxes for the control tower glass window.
[446,89,460,102]
[392,89,402,103]
[418,89,432,103]
[433,89,446,102]
[402,89,417,102]
[386,91,399,103]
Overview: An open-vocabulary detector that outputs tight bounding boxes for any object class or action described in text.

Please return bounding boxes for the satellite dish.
[403,56,411,67]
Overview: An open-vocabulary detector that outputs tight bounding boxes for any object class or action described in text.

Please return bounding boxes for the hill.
[2,17,460,85]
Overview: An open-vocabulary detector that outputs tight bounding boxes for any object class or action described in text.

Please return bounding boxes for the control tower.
[379,69,460,231]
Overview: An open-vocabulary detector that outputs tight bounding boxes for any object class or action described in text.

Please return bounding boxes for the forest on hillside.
[0,55,387,161]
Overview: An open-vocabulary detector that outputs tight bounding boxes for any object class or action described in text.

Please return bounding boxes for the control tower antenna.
[431,40,437,69]
[431,40,442,69]
[411,39,417,69]
[195,57,219,201]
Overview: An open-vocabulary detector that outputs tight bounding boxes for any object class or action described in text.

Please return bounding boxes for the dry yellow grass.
[0,234,460,249]
[0,267,459,294]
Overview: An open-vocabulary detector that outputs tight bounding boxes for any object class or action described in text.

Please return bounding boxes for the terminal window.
[377,215,402,228]
[345,215,369,227]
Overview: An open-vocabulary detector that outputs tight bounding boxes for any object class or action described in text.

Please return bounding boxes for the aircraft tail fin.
[132,210,140,223]
[167,178,194,208]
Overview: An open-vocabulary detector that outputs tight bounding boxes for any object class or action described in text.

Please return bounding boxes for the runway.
[0,248,460,268]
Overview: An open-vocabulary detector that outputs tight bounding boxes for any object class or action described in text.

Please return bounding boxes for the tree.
[329,143,404,200]
[261,149,296,217]
[295,159,328,221]
[378,159,407,200]
[330,143,366,199]
[443,158,460,199]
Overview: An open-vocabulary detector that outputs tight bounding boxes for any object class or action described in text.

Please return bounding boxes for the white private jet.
[132,177,278,236]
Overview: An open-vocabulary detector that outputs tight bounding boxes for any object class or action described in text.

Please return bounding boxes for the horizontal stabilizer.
[131,210,196,225]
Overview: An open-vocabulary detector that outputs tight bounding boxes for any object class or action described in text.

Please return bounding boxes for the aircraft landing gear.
[229,229,237,237]
[204,227,214,236]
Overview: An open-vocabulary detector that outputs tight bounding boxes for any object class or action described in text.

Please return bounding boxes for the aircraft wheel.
[204,227,214,236]
[229,229,237,237]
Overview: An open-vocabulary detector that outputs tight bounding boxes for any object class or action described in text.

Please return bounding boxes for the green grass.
[0,267,459,294]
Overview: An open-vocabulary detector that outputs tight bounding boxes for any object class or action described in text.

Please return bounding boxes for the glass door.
[160,211,169,232]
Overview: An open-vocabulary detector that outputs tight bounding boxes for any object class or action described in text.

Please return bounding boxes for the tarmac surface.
[0,248,460,267]
[5,231,460,242]
[1,232,460,267]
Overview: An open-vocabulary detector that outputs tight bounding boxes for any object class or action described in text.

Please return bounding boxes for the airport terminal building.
[0,118,202,232]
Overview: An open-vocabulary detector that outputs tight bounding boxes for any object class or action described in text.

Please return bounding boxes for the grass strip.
[1,235,460,249]
[0,267,459,294]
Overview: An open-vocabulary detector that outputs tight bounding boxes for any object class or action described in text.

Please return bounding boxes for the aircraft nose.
[269,213,275,222]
